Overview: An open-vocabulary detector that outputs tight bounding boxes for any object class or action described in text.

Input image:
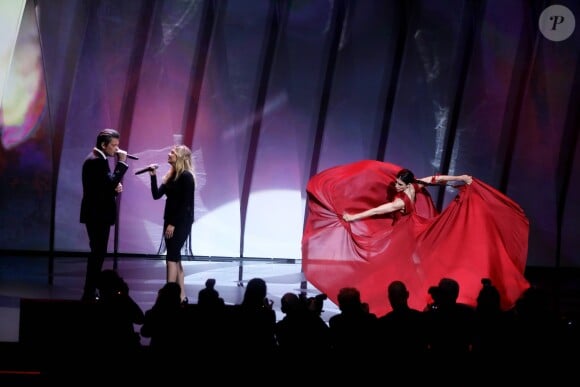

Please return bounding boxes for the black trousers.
[83,222,111,299]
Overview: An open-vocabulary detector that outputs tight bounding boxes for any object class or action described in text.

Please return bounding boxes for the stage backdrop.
[0,0,579,269]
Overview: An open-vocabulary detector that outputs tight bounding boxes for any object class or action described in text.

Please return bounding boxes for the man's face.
[102,138,119,157]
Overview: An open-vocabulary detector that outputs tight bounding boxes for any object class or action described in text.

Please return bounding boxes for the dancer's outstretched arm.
[343,198,405,222]
[417,174,472,185]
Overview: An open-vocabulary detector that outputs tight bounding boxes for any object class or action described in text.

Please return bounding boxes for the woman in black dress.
[148,144,195,303]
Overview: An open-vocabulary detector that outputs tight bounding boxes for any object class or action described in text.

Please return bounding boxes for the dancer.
[147,145,195,303]
[342,168,472,221]
[301,160,530,316]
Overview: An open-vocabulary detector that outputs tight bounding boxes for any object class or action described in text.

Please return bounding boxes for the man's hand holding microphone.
[115,149,139,162]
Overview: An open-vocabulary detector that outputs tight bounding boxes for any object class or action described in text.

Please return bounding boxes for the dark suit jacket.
[80,149,128,225]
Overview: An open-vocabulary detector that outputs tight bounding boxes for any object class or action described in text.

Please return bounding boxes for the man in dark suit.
[79,128,129,301]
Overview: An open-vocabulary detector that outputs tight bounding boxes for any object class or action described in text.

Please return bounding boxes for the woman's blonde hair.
[163,145,194,183]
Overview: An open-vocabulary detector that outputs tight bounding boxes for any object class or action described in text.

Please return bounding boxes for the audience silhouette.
[423,277,475,374]
[197,278,225,308]
[225,277,278,375]
[8,271,578,384]
[140,282,187,379]
[471,278,517,378]
[187,278,229,371]
[275,292,331,361]
[376,280,429,376]
[510,285,566,382]
[328,287,378,376]
[39,269,145,382]
[93,269,145,378]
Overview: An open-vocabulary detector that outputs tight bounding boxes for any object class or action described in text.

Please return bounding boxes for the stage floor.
[0,256,340,343]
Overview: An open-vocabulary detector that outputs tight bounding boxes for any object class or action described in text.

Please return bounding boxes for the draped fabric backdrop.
[0,1,579,274]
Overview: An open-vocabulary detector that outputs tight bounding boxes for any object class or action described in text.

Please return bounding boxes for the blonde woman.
[148,145,195,303]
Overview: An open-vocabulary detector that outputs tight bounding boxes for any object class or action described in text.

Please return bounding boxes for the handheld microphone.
[116,150,139,160]
[135,164,159,175]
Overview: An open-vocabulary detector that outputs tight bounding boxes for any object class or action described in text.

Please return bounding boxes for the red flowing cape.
[301,160,530,316]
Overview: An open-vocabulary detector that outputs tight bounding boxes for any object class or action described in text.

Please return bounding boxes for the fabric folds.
[301,160,530,316]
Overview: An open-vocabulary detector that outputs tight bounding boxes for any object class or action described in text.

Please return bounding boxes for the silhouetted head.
[435,277,460,306]
[476,278,501,312]
[242,278,268,307]
[337,287,362,312]
[205,278,216,289]
[280,292,301,314]
[388,280,409,309]
[198,278,223,307]
[307,293,327,316]
[155,282,182,309]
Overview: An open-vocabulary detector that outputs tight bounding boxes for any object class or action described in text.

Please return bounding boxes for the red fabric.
[301,160,530,316]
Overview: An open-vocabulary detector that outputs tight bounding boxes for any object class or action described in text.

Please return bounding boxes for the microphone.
[116,150,139,160]
[134,164,158,175]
